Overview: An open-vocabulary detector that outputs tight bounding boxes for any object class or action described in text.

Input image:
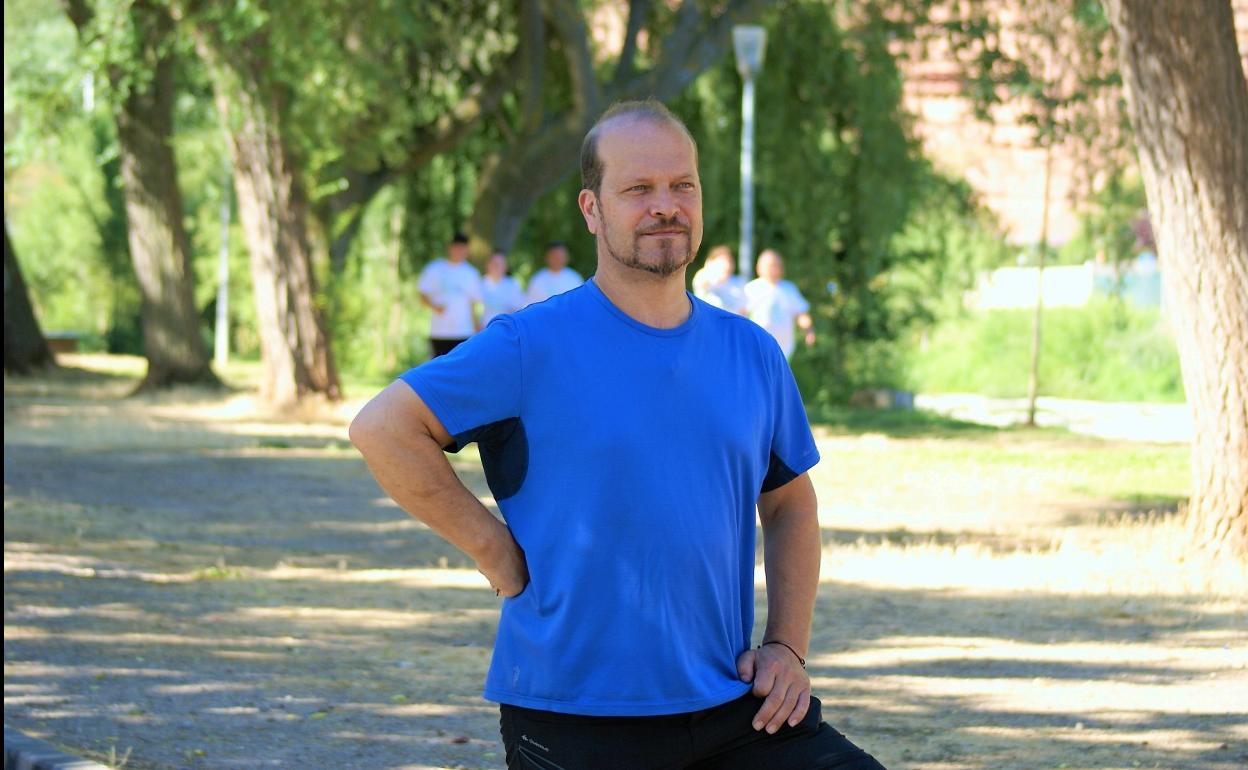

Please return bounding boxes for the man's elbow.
[349,403,387,455]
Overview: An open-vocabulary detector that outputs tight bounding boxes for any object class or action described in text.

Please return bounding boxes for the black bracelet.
[759,639,806,668]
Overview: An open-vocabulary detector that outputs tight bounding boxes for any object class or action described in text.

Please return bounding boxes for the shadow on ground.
[4,381,1243,770]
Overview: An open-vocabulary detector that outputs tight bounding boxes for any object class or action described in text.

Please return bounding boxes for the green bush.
[907,298,1185,402]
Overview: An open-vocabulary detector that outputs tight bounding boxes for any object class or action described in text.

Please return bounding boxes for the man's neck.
[593,259,691,329]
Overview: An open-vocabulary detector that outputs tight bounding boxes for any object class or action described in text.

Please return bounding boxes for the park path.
[916,393,1192,443]
[4,363,1245,770]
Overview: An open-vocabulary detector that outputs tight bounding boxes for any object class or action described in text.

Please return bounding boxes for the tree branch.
[543,0,604,121]
[615,0,766,103]
[612,0,652,87]
[519,0,545,133]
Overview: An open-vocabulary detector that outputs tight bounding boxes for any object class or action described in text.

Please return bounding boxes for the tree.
[4,221,57,374]
[174,1,342,408]
[63,0,220,390]
[467,0,766,252]
[1103,0,1248,556]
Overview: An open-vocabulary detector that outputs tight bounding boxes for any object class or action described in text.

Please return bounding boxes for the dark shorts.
[498,693,886,770]
[430,337,468,357]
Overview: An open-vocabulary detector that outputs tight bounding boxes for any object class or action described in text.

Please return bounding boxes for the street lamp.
[733,24,766,280]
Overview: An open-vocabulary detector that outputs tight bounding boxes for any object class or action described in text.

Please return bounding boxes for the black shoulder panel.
[452,418,529,501]
[761,450,799,493]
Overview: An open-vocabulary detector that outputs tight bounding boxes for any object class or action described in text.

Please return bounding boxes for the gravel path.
[4,370,1244,770]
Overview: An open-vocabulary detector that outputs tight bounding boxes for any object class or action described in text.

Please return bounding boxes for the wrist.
[759,639,807,667]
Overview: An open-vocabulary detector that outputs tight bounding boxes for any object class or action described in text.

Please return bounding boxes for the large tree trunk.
[4,222,57,374]
[1105,0,1248,557]
[63,0,218,390]
[203,46,341,409]
[116,2,219,391]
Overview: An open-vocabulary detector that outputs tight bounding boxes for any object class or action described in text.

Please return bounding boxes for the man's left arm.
[737,472,821,733]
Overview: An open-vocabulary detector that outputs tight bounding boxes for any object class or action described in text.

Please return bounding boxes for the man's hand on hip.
[475,531,529,598]
[736,644,811,733]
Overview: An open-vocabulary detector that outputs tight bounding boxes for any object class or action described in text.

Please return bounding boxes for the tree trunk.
[1105,0,1248,557]
[63,0,218,390]
[4,222,57,374]
[116,3,219,391]
[207,52,342,409]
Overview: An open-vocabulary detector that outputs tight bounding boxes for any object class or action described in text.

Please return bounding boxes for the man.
[744,249,816,359]
[417,233,483,357]
[481,250,526,326]
[525,241,584,305]
[691,243,748,314]
[350,101,885,769]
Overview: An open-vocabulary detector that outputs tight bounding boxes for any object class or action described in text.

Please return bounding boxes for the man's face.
[580,119,703,278]
[448,242,469,263]
[758,252,784,282]
[545,247,568,271]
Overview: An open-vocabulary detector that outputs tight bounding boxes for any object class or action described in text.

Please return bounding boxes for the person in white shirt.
[744,249,816,359]
[525,242,584,305]
[481,251,526,326]
[418,233,483,357]
[691,244,747,314]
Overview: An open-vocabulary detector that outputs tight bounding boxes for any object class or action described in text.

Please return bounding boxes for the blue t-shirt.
[399,279,819,716]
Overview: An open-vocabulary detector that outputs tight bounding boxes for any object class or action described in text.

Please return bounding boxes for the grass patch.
[809,406,1009,438]
[908,298,1185,402]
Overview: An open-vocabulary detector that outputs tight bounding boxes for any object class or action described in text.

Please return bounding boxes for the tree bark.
[194,33,342,409]
[4,222,57,374]
[1105,0,1248,556]
[64,0,219,390]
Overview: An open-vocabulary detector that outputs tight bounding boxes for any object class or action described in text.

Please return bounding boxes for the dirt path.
[5,362,1246,769]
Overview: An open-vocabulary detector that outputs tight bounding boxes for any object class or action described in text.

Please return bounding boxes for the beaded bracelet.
[759,639,806,668]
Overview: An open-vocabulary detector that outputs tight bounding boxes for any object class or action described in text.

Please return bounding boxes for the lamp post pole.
[733,25,766,280]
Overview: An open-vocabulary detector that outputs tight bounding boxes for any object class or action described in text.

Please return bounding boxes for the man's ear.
[577,189,600,235]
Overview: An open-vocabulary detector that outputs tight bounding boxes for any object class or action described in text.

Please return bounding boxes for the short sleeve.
[786,283,810,314]
[418,261,439,294]
[760,349,820,492]
[398,316,523,452]
[467,271,484,302]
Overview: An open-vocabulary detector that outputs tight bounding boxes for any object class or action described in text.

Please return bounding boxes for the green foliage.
[1058,169,1148,267]
[326,184,433,380]
[908,298,1184,402]
[664,2,1013,406]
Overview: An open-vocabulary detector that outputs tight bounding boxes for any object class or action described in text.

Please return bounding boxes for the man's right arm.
[419,292,444,313]
[349,381,528,595]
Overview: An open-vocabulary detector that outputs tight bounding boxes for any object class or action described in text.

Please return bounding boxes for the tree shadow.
[4,396,1241,770]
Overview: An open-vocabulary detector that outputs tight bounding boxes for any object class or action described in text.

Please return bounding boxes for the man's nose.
[648,189,678,218]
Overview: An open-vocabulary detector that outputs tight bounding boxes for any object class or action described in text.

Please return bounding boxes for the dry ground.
[4,355,1246,770]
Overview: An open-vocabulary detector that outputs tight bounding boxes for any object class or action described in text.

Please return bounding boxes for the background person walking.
[745,249,816,359]
[525,241,584,305]
[481,251,526,326]
[417,233,483,357]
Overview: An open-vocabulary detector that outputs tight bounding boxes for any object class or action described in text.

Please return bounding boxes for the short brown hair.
[580,99,698,197]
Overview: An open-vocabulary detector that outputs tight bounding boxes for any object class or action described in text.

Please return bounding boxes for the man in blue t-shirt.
[351,101,886,769]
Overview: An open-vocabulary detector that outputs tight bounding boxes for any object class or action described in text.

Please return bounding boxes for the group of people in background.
[418,234,585,357]
[419,233,813,361]
[692,244,816,359]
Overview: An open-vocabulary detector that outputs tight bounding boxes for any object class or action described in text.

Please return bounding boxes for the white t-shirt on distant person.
[418,258,483,339]
[481,275,526,326]
[526,267,584,306]
[744,278,810,359]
